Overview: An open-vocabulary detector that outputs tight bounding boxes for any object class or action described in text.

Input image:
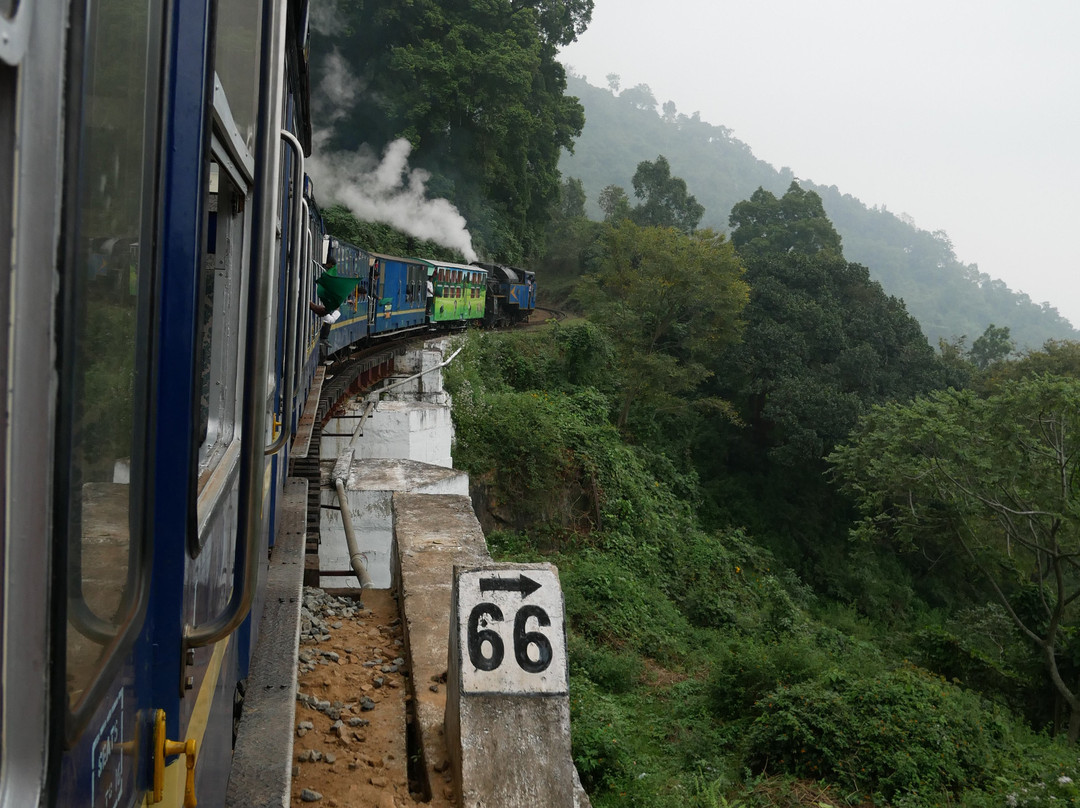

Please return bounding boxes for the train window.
[214,0,262,156]
[197,152,247,478]
[57,0,163,727]
[0,1,15,20]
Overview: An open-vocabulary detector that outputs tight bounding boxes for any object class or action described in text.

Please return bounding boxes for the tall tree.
[830,376,1080,741]
[597,184,631,223]
[722,185,941,468]
[575,220,747,429]
[312,0,590,261]
[629,155,704,233]
[510,0,594,46]
[969,323,1014,369]
[729,182,843,259]
[699,185,944,589]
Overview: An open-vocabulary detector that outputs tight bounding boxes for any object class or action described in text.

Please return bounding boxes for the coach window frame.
[55,0,165,740]
[190,73,257,555]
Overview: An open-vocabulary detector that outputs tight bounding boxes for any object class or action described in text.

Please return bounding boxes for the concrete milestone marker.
[456,566,567,695]
[446,562,575,807]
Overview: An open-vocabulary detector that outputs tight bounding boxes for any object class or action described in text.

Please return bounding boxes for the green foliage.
[630,155,705,233]
[969,323,1014,369]
[744,665,1012,800]
[995,339,1080,382]
[575,219,748,429]
[542,178,605,304]
[729,183,843,259]
[912,611,1041,720]
[720,187,944,469]
[561,554,694,659]
[696,189,945,606]
[570,677,634,792]
[446,323,1080,807]
[830,375,1080,738]
[313,0,589,260]
[321,204,464,260]
[707,632,872,721]
[569,633,643,694]
[598,184,632,223]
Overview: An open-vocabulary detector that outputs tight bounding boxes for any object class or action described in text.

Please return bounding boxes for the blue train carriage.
[301,178,332,372]
[317,239,371,356]
[424,259,489,326]
[368,252,432,335]
[474,261,537,327]
[2,0,316,807]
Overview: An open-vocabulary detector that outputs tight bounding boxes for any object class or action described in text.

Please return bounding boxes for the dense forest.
[310,2,1080,805]
[558,74,1079,350]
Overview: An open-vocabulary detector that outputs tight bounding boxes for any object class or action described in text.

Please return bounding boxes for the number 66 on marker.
[453,566,568,695]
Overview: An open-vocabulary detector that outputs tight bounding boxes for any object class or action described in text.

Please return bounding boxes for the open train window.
[197,150,248,480]
[56,0,164,737]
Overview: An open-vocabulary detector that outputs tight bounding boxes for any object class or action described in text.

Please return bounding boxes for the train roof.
[368,251,430,264]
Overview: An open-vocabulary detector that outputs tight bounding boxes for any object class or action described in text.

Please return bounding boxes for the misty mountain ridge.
[558,73,1078,350]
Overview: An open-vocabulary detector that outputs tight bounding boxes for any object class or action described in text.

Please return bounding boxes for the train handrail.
[294,198,312,408]
[265,129,304,455]
[185,0,286,651]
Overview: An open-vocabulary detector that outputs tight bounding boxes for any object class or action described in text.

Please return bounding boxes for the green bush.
[744,664,1011,800]
[707,634,839,721]
[561,554,693,659]
[569,633,643,694]
[570,678,632,792]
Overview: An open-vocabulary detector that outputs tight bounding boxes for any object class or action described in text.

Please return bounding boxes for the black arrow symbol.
[479,574,541,598]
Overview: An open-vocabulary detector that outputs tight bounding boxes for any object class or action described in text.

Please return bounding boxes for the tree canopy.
[629,155,704,233]
[575,220,747,429]
[830,375,1080,740]
[729,182,843,259]
[720,183,941,468]
[313,0,591,261]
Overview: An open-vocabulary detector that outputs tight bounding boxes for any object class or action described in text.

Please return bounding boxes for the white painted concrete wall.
[318,465,469,589]
[318,338,465,589]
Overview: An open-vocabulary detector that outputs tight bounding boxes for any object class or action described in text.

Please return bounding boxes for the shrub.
[570,678,632,792]
[744,664,1011,799]
[707,634,838,721]
[561,554,693,660]
[569,633,643,694]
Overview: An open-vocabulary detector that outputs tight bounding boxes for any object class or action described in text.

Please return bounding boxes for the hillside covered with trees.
[311,4,1080,804]
[449,178,1080,806]
[558,74,1078,349]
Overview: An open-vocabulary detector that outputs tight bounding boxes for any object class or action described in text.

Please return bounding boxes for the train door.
[1,2,60,806]
[368,258,380,327]
[43,0,168,805]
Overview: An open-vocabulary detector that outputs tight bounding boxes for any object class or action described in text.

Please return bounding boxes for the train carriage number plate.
[456,568,568,695]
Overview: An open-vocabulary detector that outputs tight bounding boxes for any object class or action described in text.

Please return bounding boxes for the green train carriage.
[421,259,488,325]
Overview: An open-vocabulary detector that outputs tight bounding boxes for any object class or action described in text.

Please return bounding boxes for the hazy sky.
[559,0,1080,328]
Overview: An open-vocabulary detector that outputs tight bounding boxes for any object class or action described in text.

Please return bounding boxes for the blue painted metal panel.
[148,0,213,751]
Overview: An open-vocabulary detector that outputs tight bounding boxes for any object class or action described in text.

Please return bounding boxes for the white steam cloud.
[308,52,476,262]
[315,51,359,124]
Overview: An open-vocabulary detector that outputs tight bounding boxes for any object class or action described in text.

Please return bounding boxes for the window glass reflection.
[215,0,262,155]
[63,0,156,711]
